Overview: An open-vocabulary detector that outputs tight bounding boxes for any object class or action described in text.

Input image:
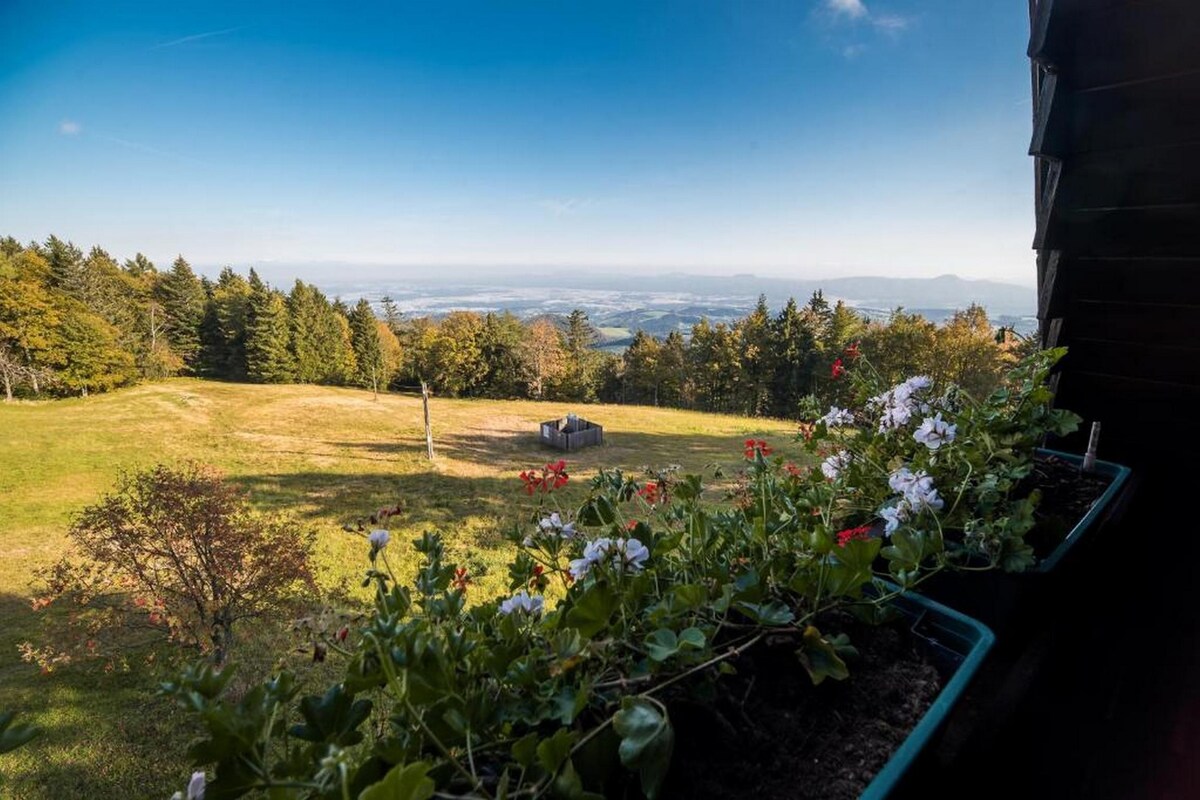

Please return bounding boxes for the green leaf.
[612,698,675,800]
[536,728,579,775]
[0,711,40,754]
[677,627,706,650]
[551,684,590,725]
[289,684,372,746]
[671,583,707,611]
[796,625,850,685]
[358,761,435,800]
[511,732,540,770]
[645,629,680,662]
[735,600,795,626]
[565,582,618,638]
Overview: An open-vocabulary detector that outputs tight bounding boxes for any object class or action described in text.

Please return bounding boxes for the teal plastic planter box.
[1030,448,1131,572]
[918,447,1131,631]
[860,586,995,799]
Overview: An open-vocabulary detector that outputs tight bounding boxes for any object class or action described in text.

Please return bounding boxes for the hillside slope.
[0,379,801,800]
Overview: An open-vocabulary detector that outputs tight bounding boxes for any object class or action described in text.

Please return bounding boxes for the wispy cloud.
[152,26,240,50]
[95,134,205,165]
[58,120,81,136]
[870,13,909,34]
[820,0,913,57]
[538,197,592,217]
[826,0,868,20]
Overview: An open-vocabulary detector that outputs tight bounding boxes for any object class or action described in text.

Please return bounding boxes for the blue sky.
[0,1,1037,284]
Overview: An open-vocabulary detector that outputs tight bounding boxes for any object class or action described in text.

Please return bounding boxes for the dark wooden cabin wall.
[1030,0,1200,466]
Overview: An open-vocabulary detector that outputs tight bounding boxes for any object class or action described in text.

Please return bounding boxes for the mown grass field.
[0,379,803,799]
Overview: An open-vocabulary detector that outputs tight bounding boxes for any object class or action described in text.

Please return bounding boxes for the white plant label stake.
[1081,421,1101,472]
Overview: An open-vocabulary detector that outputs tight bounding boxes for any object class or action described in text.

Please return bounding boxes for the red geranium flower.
[831,358,846,379]
[545,459,570,489]
[637,481,664,504]
[836,525,873,548]
[784,462,803,478]
[519,460,570,494]
[844,341,861,361]
[519,470,541,495]
[743,439,773,459]
[452,567,470,592]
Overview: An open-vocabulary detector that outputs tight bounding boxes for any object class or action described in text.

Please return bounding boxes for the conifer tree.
[122,253,156,277]
[156,256,206,372]
[556,309,600,401]
[769,298,815,416]
[288,281,355,385]
[245,272,295,383]
[739,294,774,416]
[203,268,252,379]
[622,330,662,405]
[659,330,688,408]
[44,235,84,292]
[379,295,404,335]
[349,298,384,396]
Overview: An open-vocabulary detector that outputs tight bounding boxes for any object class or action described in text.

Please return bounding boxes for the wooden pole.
[422,381,434,460]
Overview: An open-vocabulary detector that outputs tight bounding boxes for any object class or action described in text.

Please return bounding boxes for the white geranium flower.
[820,451,851,481]
[820,406,855,427]
[582,537,612,564]
[538,512,577,540]
[368,529,390,549]
[913,413,956,450]
[879,504,908,535]
[888,467,943,512]
[910,487,945,512]
[498,590,544,617]
[568,536,649,580]
[614,538,650,571]
[872,376,935,432]
[173,772,206,800]
[568,557,592,581]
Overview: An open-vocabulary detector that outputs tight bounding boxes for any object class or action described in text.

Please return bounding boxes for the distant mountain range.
[250,267,1039,343]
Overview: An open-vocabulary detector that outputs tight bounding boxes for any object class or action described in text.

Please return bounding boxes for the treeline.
[0,236,1023,415]
[0,236,391,399]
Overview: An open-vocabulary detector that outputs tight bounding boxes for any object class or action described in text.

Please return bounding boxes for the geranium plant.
[801,345,1081,579]
[162,449,927,800]
[162,350,1074,798]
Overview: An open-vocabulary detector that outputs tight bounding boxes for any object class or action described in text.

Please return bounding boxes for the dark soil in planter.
[663,617,942,800]
[1024,452,1113,558]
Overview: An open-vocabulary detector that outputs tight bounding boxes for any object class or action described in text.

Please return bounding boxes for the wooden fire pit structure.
[539,414,603,451]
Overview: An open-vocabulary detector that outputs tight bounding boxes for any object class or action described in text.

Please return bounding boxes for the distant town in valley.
[252,269,1039,349]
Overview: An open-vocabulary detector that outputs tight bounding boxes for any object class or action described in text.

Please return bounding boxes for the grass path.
[0,379,802,798]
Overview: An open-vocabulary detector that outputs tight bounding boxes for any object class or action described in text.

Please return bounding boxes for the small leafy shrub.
[23,463,316,671]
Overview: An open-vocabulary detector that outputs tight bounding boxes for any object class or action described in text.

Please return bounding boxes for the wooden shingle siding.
[1031,0,1200,465]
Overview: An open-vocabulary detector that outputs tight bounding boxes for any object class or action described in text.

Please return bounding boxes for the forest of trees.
[0,235,1025,415]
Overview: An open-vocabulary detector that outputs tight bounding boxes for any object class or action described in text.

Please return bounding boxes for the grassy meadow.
[0,379,803,799]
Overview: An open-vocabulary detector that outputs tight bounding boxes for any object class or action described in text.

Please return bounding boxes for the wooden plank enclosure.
[540,415,603,451]
[1030,0,1200,467]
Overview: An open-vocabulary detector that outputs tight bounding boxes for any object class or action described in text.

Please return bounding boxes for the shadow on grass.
[226,428,803,538]
[331,425,798,475]
[0,592,195,800]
